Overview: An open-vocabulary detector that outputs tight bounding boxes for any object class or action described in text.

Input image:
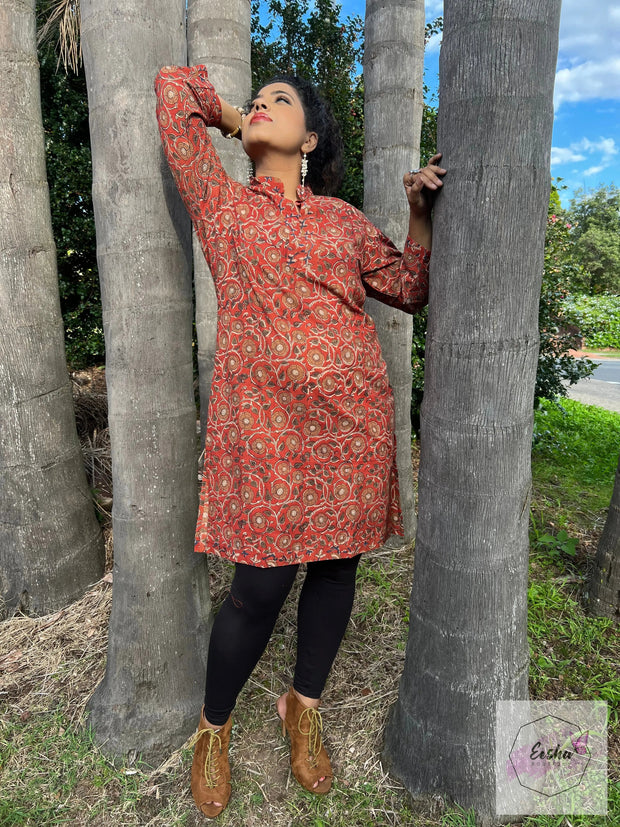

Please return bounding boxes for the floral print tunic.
[155,66,430,567]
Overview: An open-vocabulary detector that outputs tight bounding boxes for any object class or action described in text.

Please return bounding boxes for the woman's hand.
[404,153,446,216]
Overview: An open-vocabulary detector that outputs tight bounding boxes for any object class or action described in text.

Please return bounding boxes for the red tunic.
[155,66,430,567]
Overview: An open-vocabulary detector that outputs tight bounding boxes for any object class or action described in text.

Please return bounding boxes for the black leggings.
[204,554,361,725]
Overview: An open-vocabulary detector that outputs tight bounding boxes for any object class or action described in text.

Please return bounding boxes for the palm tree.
[589,453,620,620]
[187,0,251,438]
[383,0,562,820]
[0,0,103,619]
[363,0,426,542]
[82,0,210,758]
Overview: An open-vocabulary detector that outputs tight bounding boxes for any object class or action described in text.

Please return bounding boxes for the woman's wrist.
[218,98,245,140]
[408,209,432,251]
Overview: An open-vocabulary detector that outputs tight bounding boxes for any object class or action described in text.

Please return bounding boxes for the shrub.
[562,294,620,350]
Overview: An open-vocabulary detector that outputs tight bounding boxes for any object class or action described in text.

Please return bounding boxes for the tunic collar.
[248,175,313,203]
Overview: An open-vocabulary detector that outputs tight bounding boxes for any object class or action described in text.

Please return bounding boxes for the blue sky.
[338,0,619,207]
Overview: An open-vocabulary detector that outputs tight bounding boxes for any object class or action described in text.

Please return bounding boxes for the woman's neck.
[254,154,302,201]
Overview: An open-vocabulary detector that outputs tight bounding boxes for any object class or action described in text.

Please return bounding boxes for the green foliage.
[38,43,104,368]
[420,103,438,167]
[569,184,620,295]
[535,187,596,403]
[420,18,441,166]
[251,0,364,207]
[530,523,578,564]
[410,309,427,435]
[562,293,620,350]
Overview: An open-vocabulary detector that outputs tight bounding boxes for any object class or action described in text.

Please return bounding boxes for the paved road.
[588,360,620,384]
[566,358,620,413]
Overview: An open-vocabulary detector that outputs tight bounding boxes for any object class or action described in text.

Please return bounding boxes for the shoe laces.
[297,707,323,768]
[188,727,223,787]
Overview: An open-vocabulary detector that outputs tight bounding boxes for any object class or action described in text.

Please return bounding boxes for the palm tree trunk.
[187,0,251,439]
[588,453,620,621]
[82,0,210,759]
[363,0,426,542]
[0,0,103,619]
[383,1,562,820]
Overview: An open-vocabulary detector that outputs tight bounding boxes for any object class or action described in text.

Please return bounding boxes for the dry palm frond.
[37,0,82,74]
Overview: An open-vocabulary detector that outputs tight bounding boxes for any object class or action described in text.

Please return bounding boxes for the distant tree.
[1,0,103,618]
[588,453,620,621]
[535,184,595,402]
[569,184,620,295]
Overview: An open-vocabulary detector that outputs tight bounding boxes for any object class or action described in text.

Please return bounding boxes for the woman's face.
[242,83,316,161]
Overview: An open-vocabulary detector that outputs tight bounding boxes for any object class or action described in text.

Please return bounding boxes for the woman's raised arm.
[154,65,232,220]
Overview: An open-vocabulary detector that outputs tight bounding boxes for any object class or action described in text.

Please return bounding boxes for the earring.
[301,152,308,188]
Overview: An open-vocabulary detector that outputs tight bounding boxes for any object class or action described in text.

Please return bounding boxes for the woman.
[154,64,445,819]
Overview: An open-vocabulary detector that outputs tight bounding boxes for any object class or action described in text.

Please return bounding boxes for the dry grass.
[0,581,111,729]
[0,545,434,826]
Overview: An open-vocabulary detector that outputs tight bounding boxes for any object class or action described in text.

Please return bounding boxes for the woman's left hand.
[404,152,446,216]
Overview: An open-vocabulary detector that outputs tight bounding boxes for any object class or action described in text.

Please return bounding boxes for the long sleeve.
[154,64,232,221]
[356,211,430,315]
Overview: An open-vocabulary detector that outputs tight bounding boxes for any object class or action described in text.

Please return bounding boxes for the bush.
[562,294,620,350]
[535,210,595,402]
[39,44,104,369]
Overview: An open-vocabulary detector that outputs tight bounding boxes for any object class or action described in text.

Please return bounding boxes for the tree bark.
[0,0,104,619]
[82,0,210,760]
[383,1,561,821]
[588,453,620,621]
[363,0,425,542]
[187,0,251,439]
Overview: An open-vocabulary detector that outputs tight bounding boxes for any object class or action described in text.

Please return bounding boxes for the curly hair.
[253,75,344,196]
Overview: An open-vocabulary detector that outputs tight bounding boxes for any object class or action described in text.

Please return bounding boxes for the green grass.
[525,399,619,827]
[586,349,620,358]
[533,397,619,487]
[532,397,619,527]
[0,710,144,825]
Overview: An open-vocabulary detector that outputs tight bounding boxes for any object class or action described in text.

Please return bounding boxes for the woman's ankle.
[292,687,320,709]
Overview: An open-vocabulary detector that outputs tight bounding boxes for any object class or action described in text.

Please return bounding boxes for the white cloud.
[426,31,442,54]
[554,57,620,109]
[419,0,620,111]
[555,1,620,109]
[579,137,617,158]
[559,0,620,62]
[551,137,618,174]
[550,147,585,165]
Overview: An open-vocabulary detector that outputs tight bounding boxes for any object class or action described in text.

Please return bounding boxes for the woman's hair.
[253,74,345,196]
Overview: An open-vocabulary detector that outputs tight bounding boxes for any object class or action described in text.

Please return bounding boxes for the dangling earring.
[301,152,308,189]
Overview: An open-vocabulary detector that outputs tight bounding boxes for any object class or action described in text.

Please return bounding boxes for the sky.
[338,0,619,207]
